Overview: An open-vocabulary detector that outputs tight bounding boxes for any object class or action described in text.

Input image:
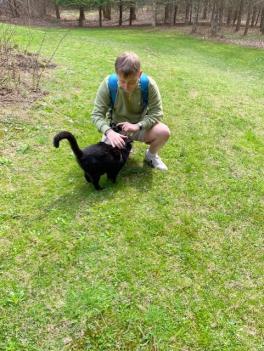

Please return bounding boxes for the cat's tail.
[53,131,83,159]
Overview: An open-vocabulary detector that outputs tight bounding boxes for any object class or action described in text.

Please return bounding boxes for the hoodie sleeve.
[91,77,112,134]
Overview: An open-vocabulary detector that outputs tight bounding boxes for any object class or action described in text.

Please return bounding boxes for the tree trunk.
[119,1,123,26]
[103,4,111,20]
[99,6,102,27]
[192,0,201,33]
[189,2,193,24]
[164,2,174,24]
[152,1,157,27]
[235,0,244,32]
[23,0,48,18]
[232,9,238,26]
[185,1,191,23]
[55,4,60,19]
[244,2,252,35]
[219,0,224,28]
[255,9,261,26]
[173,4,178,25]
[211,1,220,36]
[260,8,264,34]
[226,7,232,25]
[26,0,32,17]
[250,6,257,27]
[211,14,219,36]
[79,6,85,27]
[15,0,20,17]
[9,0,20,17]
[38,0,47,17]
[164,4,170,24]
[202,0,208,20]
[211,1,215,25]
[129,5,136,26]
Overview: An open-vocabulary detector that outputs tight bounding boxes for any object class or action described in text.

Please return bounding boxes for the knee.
[158,124,170,141]
[145,123,170,144]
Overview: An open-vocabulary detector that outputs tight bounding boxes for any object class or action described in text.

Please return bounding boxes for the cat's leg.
[90,173,103,191]
[85,173,91,183]
[107,169,120,183]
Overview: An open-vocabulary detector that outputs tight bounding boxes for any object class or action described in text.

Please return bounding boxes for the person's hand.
[105,129,127,149]
[117,122,140,134]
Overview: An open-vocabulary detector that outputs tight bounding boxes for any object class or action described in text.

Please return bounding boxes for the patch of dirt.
[0,46,56,106]
[14,52,56,70]
[218,38,264,49]
[0,15,61,28]
[0,86,47,105]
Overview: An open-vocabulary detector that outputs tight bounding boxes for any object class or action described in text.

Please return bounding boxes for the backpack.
[108,73,149,112]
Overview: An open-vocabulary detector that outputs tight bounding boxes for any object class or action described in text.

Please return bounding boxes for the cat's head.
[111,122,134,147]
[111,123,123,134]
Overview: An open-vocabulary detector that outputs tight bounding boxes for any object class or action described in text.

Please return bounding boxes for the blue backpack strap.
[139,73,149,110]
[108,72,149,110]
[108,73,118,109]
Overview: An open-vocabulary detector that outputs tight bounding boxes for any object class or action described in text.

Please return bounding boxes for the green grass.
[0,25,264,350]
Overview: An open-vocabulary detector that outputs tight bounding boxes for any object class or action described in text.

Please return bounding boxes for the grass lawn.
[0,25,264,350]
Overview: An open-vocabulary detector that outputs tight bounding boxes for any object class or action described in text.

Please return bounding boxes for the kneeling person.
[91,52,170,171]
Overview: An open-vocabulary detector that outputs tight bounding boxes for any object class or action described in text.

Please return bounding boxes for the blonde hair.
[115,52,141,77]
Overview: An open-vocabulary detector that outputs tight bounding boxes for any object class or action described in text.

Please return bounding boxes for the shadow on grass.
[84,157,153,193]
[119,157,153,189]
[29,157,153,224]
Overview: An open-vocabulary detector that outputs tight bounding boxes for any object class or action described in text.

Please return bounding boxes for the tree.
[185,0,192,23]
[55,3,61,19]
[211,0,220,35]
[5,0,51,18]
[79,5,85,26]
[7,0,18,17]
[103,3,111,19]
[39,0,47,17]
[226,5,233,25]
[173,1,178,25]
[251,5,257,26]
[94,0,109,27]
[129,2,136,26]
[192,0,201,33]
[118,0,123,26]
[55,0,91,26]
[164,2,170,23]
[260,7,264,33]
[202,0,209,20]
[244,0,252,35]
[152,0,157,26]
[235,0,244,31]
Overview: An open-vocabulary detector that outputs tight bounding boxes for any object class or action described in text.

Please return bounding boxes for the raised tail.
[53,131,83,159]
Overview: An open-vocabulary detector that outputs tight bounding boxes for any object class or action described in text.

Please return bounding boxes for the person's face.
[118,71,141,93]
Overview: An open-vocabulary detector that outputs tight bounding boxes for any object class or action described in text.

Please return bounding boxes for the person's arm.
[91,78,112,135]
[139,78,163,130]
[91,77,127,148]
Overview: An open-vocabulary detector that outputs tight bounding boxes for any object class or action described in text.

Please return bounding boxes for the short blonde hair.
[115,52,141,77]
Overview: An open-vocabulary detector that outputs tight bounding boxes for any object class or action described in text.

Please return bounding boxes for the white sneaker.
[145,149,168,171]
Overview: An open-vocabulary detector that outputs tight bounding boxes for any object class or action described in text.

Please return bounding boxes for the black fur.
[53,130,132,190]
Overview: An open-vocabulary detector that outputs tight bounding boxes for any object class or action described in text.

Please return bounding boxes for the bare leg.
[143,122,170,154]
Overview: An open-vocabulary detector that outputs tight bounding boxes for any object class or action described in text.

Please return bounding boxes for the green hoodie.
[91,75,163,135]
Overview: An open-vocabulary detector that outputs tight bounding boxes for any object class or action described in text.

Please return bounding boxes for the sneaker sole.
[144,159,154,168]
[144,159,168,171]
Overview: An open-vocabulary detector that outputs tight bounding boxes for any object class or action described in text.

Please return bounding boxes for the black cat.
[53,130,132,190]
